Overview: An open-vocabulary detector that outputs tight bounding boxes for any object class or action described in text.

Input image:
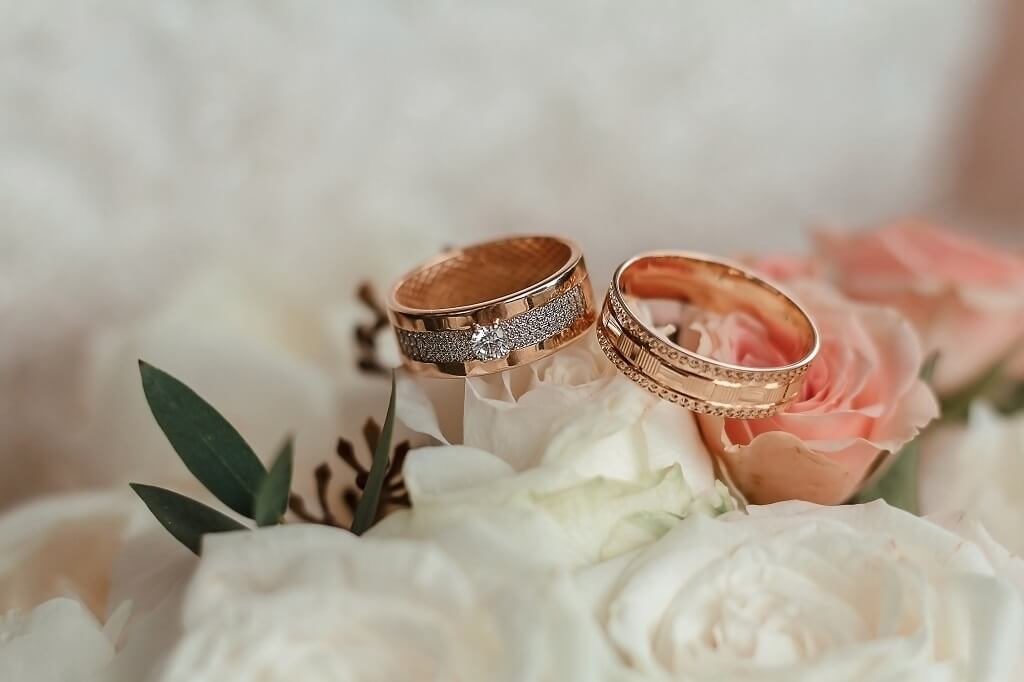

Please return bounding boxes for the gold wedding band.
[597,252,819,418]
[388,235,596,377]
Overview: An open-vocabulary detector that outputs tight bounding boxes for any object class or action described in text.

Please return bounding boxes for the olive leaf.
[135,361,400,550]
[130,483,247,555]
[940,358,1007,422]
[998,382,1024,415]
[919,352,940,386]
[254,438,294,527]
[351,373,397,535]
[139,361,267,517]
[851,439,922,513]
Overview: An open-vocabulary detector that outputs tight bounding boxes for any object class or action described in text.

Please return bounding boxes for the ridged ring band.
[597,251,820,418]
[388,235,596,377]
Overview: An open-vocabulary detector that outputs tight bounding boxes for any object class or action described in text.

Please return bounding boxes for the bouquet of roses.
[2,219,1023,682]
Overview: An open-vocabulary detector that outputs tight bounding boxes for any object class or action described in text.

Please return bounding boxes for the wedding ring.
[388,235,596,377]
[596,252,819,418]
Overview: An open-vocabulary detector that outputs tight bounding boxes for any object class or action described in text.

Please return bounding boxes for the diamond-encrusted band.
[396,286,586,364]
[388,236,595,377]
[598,252,819,419]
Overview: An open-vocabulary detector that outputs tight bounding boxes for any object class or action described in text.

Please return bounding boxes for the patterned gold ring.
[388,235,596,377]
[597,252,820,418]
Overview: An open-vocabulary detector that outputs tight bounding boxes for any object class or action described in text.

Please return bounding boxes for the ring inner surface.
[394,237,572,311]
[619,256,815,367]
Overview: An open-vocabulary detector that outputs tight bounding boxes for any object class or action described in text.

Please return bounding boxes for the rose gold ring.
[388,235,596,378]
[596,252,819,418]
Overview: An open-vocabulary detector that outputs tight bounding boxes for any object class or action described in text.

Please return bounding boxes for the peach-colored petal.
[698,421,877,505]
[795,339,865,413]
[755,410,873,445]
[846,306,923,409]
[688,276,937,505]
[815,221,1024,394]
[741,253,824,282]
[881,220,1024,287]
[924,302,1024,392]
[867,379,940,450]
[814,228,907,285]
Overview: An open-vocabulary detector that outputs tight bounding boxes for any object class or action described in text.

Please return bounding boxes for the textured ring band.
[597,252,820,418]
[388,235,596,377]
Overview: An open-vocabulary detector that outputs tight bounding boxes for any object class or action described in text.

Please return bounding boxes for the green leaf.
[254,437,294,527]
[852,438,921,513]
[139,361,267,517]
[351,373,396,535]
[919,351,940,384]
[997,381,1024,415]
[940,359,1006,422]
[130,483,247,555]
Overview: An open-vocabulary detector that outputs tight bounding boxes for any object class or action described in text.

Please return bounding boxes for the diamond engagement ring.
[597,252,820,418]
[388,235,596,377]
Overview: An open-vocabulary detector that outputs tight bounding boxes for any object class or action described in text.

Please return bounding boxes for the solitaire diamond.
[470,323,510,361]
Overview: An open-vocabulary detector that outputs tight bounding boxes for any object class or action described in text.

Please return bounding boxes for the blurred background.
[2,1,1022,511]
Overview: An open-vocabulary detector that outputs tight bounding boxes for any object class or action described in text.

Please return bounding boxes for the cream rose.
[400,331,717,493]
[376,448,735,567]
[153,524,633,682]
[816,220,1024,395]
[585,500,1024,681]
[919,402,1024,555]
[694,280,938,504]
[0,488,198,682]
[391,332,728,563]
[0,597,122,682]
[0,490,143,617]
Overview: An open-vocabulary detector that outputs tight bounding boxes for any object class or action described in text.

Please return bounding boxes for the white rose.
[584,500,1024,681]
[402,333,714,490]
[377,447,734,568]
[0,488,201,682]
[0,491,136,616]
[154,524,633,682]
[0,597,122,682]
[919,402,1024,555]
[391,332,729,565]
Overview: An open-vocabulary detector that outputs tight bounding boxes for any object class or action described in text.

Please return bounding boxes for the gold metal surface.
[597,252,819,418]
[388,235,595,377]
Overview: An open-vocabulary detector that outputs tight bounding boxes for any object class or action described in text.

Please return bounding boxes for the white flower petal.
[585,501,1024,680]
[919,403,1024,557]
[0,598,116,682]
[155,524,631,682]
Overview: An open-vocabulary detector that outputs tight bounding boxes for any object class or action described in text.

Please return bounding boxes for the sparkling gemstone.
[470,323,510,361]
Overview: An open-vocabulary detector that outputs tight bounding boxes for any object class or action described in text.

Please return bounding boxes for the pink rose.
[738,253,823,282]
[694,281,939,505]
[815,220,1024,395]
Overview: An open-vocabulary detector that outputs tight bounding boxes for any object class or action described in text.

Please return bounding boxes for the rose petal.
[700,420,870,505]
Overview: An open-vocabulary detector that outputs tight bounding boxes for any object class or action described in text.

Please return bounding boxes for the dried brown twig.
[340,417,410,514]
[354,283,391,376]
[288,417,411,528]
[288,463,343,527]
[288,283,408,527]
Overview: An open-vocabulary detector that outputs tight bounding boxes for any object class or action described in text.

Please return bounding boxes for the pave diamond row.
[396,285,587,364]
